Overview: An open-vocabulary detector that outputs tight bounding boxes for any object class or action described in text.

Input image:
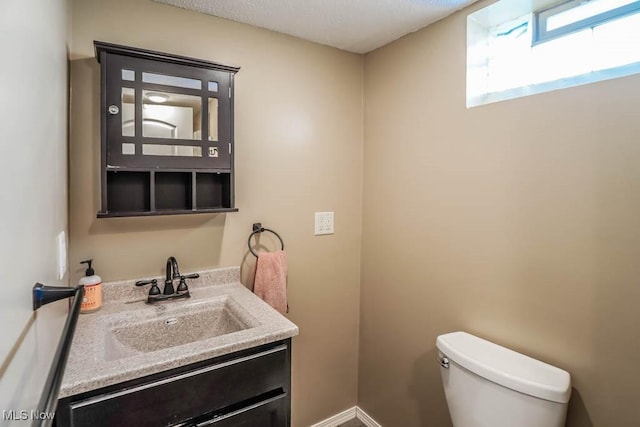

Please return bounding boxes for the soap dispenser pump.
[79,259,102,313]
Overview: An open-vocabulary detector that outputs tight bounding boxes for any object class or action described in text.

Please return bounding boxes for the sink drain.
[165,318,178,325]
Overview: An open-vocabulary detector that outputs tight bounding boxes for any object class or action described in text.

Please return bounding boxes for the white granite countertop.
[59,266,298,398]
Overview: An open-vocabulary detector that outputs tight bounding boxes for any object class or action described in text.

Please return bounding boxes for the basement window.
[467,0,640,107]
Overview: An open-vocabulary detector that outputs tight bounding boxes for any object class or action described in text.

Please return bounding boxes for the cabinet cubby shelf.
[99,169,234,218]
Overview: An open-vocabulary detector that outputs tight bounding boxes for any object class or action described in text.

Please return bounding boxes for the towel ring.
[248,223,284,257]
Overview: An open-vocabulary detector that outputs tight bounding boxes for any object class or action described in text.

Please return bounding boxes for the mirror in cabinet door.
[103,53,233,170]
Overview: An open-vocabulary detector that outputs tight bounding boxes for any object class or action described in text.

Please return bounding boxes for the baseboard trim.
[356,407,381,427]
[309,407,357,427]
[309,406,381,427]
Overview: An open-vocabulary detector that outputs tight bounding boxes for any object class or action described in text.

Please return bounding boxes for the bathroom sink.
[104,298,253,360]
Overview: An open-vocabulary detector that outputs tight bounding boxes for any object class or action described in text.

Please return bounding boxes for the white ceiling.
[154,0,479,53]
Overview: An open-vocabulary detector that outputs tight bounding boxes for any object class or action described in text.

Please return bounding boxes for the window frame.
[533,0,640,45]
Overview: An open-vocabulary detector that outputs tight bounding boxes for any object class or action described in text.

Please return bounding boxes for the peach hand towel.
[253,250,288,314]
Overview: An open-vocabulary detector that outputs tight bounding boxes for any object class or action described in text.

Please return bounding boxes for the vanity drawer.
[59,342,289,427]
[193,392,287,427]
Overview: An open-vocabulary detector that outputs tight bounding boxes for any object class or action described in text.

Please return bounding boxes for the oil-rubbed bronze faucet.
[164,256,180,295]
[135,257,199,304]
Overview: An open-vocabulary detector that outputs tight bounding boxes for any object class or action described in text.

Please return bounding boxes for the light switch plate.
[315,212,334,235]
[57,231,67,280]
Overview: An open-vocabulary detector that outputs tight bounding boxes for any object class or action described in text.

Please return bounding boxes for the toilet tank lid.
[436,332,571,403]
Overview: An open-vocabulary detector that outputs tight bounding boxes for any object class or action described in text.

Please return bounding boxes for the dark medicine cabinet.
[94,41,240,217]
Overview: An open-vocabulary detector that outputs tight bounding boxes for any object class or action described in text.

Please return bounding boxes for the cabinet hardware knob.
[108,105,119,115]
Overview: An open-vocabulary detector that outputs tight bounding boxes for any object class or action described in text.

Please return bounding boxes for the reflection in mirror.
[142,144,202,157]
[121,69,135,81]
[121,88,135,137]
[122,143,135,155]
[142,90,202,140]
[208,98,218,141]
[143,120,176,138]
[142,72,201,90]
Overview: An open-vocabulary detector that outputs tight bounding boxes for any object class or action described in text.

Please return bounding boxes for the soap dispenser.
[79,259,102,313]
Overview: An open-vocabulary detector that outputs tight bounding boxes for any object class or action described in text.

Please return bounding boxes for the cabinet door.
[103,53,232,170]
[195,393,287,427]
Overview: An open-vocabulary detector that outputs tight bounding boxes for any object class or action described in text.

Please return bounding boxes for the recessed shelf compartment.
[155,172,192,211]
[106,171,150,214]
[196,172,231,209]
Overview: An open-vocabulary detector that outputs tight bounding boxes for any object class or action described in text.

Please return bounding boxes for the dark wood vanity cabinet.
[55,340,291,427]
[94,41,240,218]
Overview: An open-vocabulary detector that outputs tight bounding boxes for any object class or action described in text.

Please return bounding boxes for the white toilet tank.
[436,332,571,427]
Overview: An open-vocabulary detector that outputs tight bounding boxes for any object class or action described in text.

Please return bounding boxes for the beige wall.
[69,0,363,425]
[359,1,640,426]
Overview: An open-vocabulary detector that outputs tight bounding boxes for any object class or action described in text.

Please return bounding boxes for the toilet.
[436,331,571,427]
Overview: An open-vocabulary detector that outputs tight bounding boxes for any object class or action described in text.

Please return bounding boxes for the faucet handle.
[176,273,199,293]
[135,279,161,296]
